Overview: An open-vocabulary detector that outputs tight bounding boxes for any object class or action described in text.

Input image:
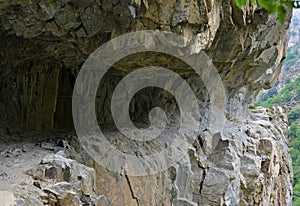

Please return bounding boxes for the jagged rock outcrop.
[0,107,292,205]
[0,0,292,133]
[0,0,294,205]
[0,149,107,205]
[67,106,291,206]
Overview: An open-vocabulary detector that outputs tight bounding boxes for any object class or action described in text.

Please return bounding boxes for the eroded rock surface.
[0,0,294,205]
[0,107,293,205]
[0,0,292,133]
[0,139,106,206]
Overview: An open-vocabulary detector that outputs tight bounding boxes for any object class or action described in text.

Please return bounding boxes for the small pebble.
[55,150,67,158]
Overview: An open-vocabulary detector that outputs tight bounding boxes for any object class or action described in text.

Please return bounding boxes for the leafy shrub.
[288,107,300,122]
[234,0,297,23]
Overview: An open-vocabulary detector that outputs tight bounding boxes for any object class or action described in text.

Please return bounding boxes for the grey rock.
[12,148,22,156]
[201,167,230,205]
[41,154,96,196]
[0,191,16,206]
[55,150,67,157]
[54,6,81,30]
[41,142,55,151]
[0,1,293,205]
[44,182,81,206]
[38,1,61,20]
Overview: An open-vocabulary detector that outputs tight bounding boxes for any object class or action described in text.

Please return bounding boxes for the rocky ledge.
[0,107,293,205]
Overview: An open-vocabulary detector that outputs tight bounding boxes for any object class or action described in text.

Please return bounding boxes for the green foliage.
[294,196,300,206]
[256,76,300,107]
[270,191,277,198]
[258,87,278,102]
[284,43,300,70]
[235,0,247,8]
[287,121,300,203]
[288,123,300,138]
[288,107,300,122]
[234,0,297,23]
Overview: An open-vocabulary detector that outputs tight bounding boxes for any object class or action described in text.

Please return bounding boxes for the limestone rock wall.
[69,106,293,205]
[0,0,294,205]
[0,0,292,133]
[0,109,293,205]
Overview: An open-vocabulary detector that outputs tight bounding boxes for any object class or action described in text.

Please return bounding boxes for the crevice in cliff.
[125,173,141,205]
[53,68,75,132]
[199,168,206,194]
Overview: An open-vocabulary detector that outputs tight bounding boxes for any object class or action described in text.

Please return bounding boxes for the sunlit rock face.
[0,0,293,205]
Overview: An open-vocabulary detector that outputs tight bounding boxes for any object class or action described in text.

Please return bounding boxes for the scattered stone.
[12,149,22,156]
[5,148,23,157]
[41,154,96,195]
[0,172,8,179]
[15,198,25,206]
[0,191,16,206]
[44,182,80,205]
[41,142,55,151]
[55,150,67,158]
[80,194,92,205]
[26,168,45,181]
[94,195,111,206]
[53,146,64,153]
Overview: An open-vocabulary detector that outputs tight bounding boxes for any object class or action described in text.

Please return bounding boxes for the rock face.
[66,106,291,206]
[0,0,294,205]
[0,0,292,133]
[37,154,104,205]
